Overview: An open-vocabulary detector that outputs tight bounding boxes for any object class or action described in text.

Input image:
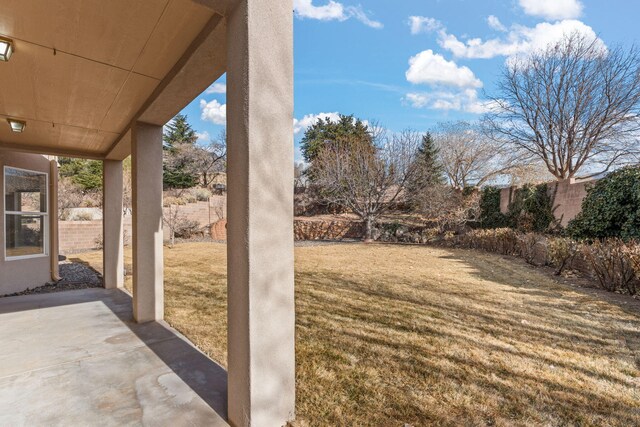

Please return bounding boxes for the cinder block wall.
[59,196,227,253]
[499,179,595,227]
[59,218,133,254]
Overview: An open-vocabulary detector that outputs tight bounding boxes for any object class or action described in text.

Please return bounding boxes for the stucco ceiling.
[0,0,232,159]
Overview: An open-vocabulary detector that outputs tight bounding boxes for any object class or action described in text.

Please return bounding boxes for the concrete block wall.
[59,196,227,253]
[499,178,595,227]
[59,218,133,254]
[551,179,592,227]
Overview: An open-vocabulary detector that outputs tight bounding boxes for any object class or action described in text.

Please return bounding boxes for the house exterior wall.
[0,151,57,294]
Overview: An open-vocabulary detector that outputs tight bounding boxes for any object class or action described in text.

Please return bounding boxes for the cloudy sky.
[180,0,639,161]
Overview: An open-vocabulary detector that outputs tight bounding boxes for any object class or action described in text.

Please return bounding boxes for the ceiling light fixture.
[0,36,14,62]
[7,118,26,133]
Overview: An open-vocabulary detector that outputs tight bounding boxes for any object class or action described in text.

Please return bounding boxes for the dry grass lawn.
[73,242,640,426]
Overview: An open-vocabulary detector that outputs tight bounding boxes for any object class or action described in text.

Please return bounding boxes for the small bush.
[582,239,637,294]
[73,212,94,221]
[459,228,519,256]
[547,237,578,275]
[193,188,212,202]
[518,233,545,265]
[163,196,187,207]
[174,219,201,239]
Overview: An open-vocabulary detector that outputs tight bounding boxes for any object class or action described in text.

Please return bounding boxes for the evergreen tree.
[163,114,197,151]
[58,158,103,191]
[406,132,445,202]
[163,114,198,189]
[300,114,372,164]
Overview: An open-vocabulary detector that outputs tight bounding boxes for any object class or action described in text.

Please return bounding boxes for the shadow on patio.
[0,288,228,426]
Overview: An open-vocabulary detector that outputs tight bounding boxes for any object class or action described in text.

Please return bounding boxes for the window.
[4,166,48,259]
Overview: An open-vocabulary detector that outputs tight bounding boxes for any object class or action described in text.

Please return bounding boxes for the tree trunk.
[364,216,374,242]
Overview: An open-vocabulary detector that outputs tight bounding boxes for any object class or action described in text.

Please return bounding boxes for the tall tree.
[405,132,445,205]
[163,114,199,189]
[163,114,197,150]
[434,121,522,190]
[487,33,640,180]
[58,158,103,191]
[314,129,421,240]
[300,114,372,165]
[164,130,226,187]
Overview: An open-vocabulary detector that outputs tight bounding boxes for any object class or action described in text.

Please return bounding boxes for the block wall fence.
[499,178,593,227]
[59,195,227,254]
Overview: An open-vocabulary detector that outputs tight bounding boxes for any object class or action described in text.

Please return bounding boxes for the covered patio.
[0,1,295,425]
[0,288,227,426]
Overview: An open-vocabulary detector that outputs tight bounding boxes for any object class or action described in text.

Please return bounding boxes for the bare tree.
[487,32,640,180]
[57,178,84,220]
[434,121,522,190]
[314,129,421,240]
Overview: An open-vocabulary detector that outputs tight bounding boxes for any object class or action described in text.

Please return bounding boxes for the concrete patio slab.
[0,288,228,426]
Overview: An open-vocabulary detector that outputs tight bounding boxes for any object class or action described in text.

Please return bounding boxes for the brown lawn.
[73,242,640,426]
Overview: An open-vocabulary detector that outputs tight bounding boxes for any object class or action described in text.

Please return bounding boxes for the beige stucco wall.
[0,151,56,294]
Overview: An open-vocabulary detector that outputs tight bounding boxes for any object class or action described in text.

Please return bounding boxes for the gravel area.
[1,261,103,298]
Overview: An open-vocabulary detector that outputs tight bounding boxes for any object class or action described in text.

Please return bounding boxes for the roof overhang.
[0,0,235,160]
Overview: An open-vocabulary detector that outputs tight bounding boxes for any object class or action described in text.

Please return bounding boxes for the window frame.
[3,165,49,261]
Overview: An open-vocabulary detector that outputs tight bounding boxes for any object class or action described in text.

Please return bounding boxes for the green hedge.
[568,166,640,240]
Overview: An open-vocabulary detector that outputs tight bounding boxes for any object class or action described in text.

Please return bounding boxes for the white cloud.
[293,0,382,28]
[435,19,603,60]
[294,0,344,21]
[196,131,212,145]
[200,99,226,125]
[205,83,226,94]
[293,112,340,135]
[347,5,383,29]
[408,16,443,35]
[487,15,507,32]
[519,0,583,20]
[406,50,482,89]
[405,89,497,114]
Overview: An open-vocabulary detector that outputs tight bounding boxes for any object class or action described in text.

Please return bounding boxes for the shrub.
[547,237,578,275]
[174,219,201,239]
[568,166,640,240]
[193,188,212,202]
[73,211,94,221]
[518,233,545,265]
[459,228,519,255]
[582,239,637,294]
[479,186,507,229]
[163,196,187,207]
[507,184,555,233]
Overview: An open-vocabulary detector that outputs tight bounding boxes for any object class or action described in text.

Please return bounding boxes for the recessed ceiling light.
[7,118,26,133]
[0,37,13,62]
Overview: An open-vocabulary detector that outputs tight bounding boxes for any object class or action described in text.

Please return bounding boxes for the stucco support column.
[103,160,124,289]
[226,0,295,425]
[49,160,60,281]
[131,122,164,323]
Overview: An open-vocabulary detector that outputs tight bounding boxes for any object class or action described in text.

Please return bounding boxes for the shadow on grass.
[294,253,640,426]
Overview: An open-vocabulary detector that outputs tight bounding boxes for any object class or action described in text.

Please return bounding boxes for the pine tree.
[163,114,197,151]
[163,114,199,189]
[406,132,445,205]
[418,132,444,184]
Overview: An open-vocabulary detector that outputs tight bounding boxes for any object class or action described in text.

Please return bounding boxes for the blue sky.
[181,0,640,162]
